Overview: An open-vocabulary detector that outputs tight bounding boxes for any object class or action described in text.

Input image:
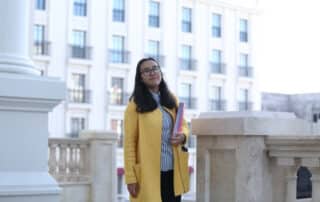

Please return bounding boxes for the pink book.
[173,102,184,137]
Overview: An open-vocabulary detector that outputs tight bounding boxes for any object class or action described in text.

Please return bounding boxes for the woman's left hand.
[170,133,186,146]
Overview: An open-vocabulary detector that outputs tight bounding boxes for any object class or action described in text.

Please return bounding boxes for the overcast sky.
[257,0,320,94]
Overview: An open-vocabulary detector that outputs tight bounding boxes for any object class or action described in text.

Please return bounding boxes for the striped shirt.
[151,92,174,171]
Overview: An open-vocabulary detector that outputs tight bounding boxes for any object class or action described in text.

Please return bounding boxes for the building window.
[113,0,125,22]
[33,25,49,55]
[111,119,124,147]
[239,89,251,111]
[179,83,196,109]
[68,73,91,103]
[210,49,224,73]
[239,53,252,77]
[35,0,46,10]
[240,18,248,42]
[110,77,125,105]
[182,7,192,33]
[70,30,91,59]
[149,1,160,28]
[147,40,160,57]
[186,122,196,148]
[73,0,87,16]
[209,86,225,111]
[110,35,128,63]
[212,13,221,37]
[180,45,194,70]
[70,117,86,137]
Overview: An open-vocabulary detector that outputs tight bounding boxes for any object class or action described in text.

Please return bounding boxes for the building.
[30,0,260,200]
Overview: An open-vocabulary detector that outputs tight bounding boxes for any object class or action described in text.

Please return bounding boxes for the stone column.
[81,131,118,202]
[0,0,65,202]
[0,0,38,75]
[310,168,320,202]
[192,111,300,202]
[285,166,298,202]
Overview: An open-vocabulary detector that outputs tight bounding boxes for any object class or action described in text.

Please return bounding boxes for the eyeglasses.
[140,65,161,76]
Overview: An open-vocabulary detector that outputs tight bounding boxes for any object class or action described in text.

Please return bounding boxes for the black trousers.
[161,170,181,202]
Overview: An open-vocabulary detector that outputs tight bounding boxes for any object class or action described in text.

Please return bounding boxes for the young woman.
[124,58,190,202]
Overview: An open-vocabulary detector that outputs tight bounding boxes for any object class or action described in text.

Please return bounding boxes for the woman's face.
[140,60,162,91]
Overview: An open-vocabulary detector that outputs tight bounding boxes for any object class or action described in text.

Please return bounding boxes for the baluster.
[58,143,68,181]
[48,143,58,177]
[69,143,77,181]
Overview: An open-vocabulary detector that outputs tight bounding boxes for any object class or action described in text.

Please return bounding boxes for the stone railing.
[192,112,320,202]
[48,131,117,202]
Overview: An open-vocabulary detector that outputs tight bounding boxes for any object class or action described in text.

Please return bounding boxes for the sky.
[257,0,320,94]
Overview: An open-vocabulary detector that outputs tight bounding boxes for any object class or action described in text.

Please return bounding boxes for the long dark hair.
[130,57,177,113]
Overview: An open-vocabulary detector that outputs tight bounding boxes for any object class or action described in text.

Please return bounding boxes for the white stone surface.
[193,112,320,202]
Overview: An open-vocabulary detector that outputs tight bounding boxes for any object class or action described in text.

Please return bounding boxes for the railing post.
[80,130,118,202]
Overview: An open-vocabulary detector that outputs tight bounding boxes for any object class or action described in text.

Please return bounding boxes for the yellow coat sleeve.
[124,101,139,184]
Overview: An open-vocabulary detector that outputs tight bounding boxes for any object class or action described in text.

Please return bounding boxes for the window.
[186,122,196,148]
[73,0,87,16]
[182,7,192,33]
[147,40,160,57]
[111,35,126,63]
[71,30,90,58]
[72,30,86,47]
[149,1,160,27]
[240,18,248,42]
[69,73,90,103]
[212,13,221,37]
[239,53,252,77]
[179,83,195,109]
[239,89,251,111]
[209,86,224,111]
[110,77,124,105]
[211,49,223,73]
[113,0,125,22]
[240,89,249,102]
[240,53,248,67]
[180,45,193,70]
[70,117,86,137]
[33,25,49,55]
[34,25,45,43]
[35,0,46,10]
[111,119,124,147]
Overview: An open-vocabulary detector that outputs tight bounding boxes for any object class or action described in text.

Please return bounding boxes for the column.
[0,0,38,75]
[310,168,320,202]
[285,167,298,202]
[0,0,65,202]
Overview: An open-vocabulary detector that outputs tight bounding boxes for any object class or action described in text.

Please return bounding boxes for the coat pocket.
[133,164,141,183]
[179,148,190,192]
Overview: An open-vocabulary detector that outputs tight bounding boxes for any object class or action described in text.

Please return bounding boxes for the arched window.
[297,166,312,199]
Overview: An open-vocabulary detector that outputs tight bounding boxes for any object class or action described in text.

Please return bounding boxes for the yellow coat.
[124,100,190,202]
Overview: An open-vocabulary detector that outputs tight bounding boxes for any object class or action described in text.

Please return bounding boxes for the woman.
[124,58,190,202]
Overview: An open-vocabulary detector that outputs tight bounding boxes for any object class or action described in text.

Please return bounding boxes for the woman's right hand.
[127,183,139,197]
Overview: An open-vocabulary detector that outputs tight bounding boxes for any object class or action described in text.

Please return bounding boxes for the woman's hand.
[170,133,186,146]
[127,183,139,197]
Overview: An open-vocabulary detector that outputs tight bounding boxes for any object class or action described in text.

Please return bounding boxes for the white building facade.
[30,0,260,200]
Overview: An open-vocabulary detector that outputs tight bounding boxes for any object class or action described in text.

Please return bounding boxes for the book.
[173,102,184,137]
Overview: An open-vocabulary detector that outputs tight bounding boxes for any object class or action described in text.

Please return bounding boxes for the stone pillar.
[0,0,38,75]
[0,0,65,202]
[285,167,297,202]
[310,168,320,202]
[81,131,118,202]
[192,112,300,202]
